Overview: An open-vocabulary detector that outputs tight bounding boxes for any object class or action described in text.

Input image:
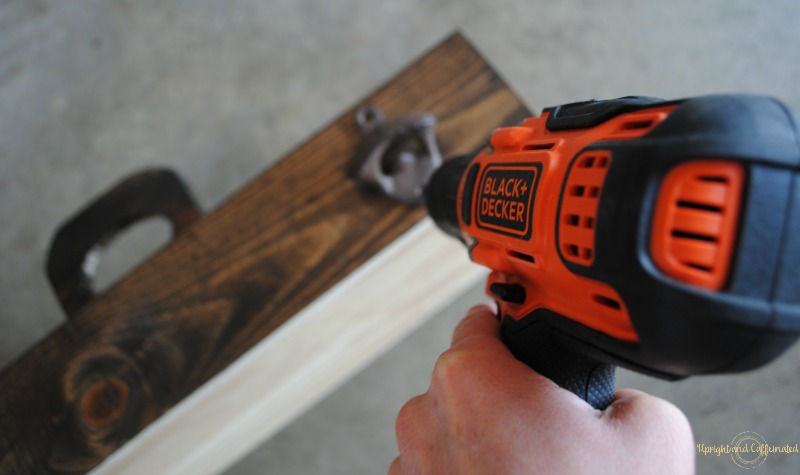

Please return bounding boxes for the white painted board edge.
[91,217,486,475]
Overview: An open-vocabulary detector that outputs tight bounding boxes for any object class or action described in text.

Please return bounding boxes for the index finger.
[450,303,502,349]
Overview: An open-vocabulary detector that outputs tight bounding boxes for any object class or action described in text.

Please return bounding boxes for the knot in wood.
[80,377,129,428]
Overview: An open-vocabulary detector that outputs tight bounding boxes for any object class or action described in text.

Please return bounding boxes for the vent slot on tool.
[592,294,622,311]
[620,119,654,130]
[559,151,612,266]
[508,250,536,264]
[651,160,744,290]
[523,142,556,151]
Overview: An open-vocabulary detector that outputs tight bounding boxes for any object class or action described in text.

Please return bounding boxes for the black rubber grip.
[501,313,616,410]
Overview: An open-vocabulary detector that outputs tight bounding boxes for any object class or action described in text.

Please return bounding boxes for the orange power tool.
[423,95,800,409]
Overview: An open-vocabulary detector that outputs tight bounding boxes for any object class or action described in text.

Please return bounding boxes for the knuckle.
[611,392,694,449]
[395,394,425,441]
[632,399,695,470]
[394,395,437,474]
[388,457,402,475]
[638,395,688,428]
[432,348,471,389]
[430,348,493,409]
[651,400,694,443]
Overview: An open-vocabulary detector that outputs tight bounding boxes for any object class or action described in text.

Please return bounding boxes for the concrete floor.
[1,1,799,474]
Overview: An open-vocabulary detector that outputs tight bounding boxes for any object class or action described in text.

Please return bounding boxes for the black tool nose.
[425,155,474,243]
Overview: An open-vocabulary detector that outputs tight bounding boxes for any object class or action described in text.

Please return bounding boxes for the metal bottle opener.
[350,105,443,206]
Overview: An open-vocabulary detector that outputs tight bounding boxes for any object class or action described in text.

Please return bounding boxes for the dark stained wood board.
[0,32,530,474]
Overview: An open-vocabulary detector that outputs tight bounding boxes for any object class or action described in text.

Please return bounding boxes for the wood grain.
[92,219,487,475]
[0,32,530,474]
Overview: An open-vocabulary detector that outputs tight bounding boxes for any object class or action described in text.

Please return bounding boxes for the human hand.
[390,304,695,475]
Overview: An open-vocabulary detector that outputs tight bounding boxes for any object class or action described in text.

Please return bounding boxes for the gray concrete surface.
[1,1,798,474]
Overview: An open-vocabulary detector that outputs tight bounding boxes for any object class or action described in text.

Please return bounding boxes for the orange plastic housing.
[650,161,744,290]
[559,151,612,266]
[461,107,676,343]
